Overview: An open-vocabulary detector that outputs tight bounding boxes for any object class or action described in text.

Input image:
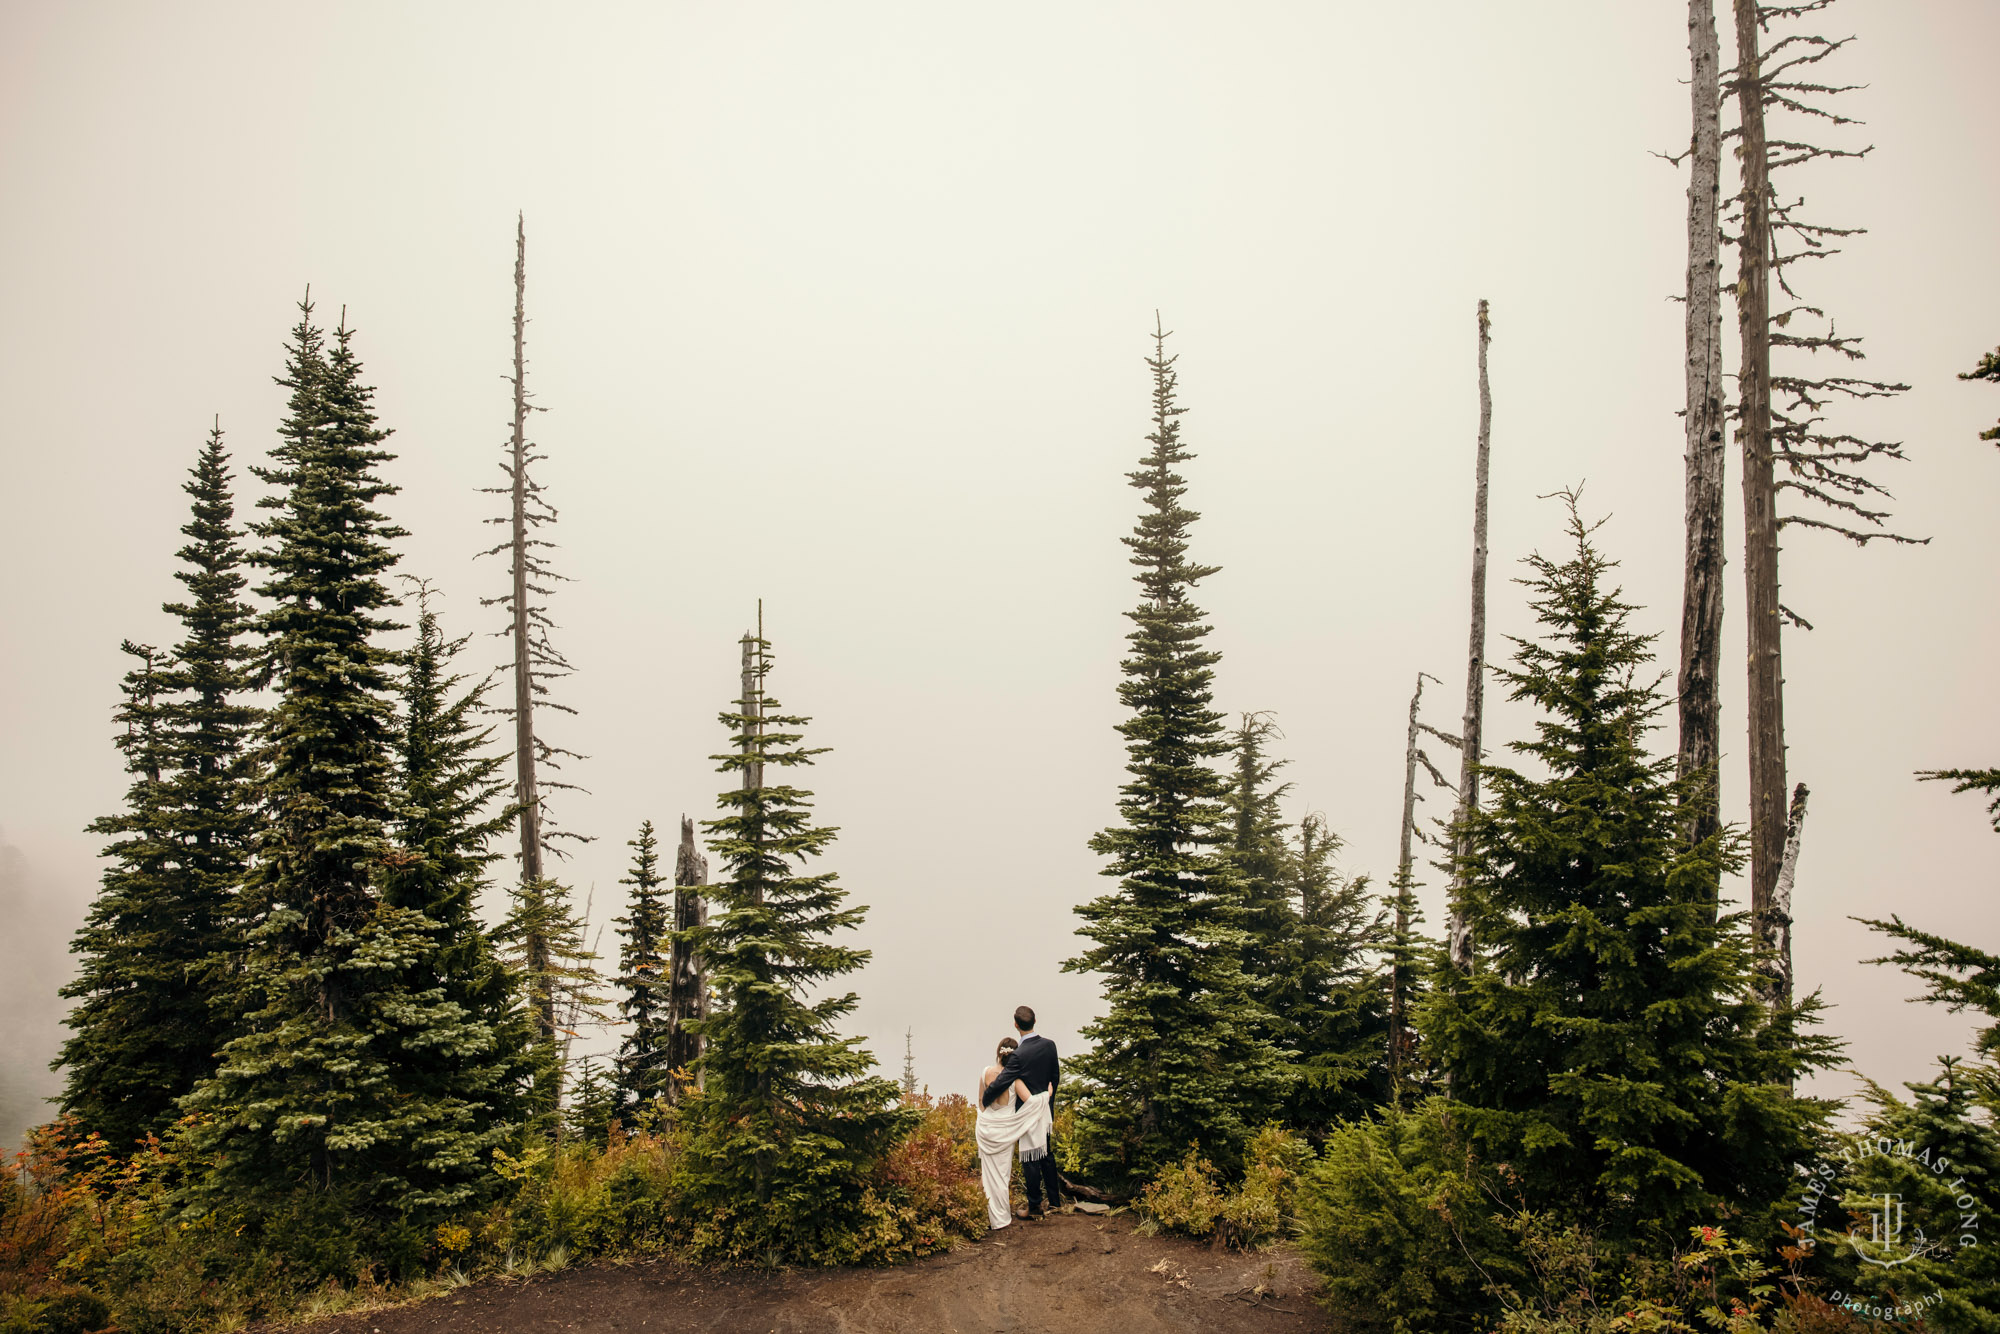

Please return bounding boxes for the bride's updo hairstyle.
[996,1036,1018,1064]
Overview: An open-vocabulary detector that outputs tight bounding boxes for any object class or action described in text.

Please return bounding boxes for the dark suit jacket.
[981,1032,1059,1108]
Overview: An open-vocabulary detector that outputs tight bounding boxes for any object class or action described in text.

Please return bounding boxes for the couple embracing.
[971,1005,1062,1231]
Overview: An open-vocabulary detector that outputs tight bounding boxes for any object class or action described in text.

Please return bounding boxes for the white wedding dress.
[973,1083,1052,1230]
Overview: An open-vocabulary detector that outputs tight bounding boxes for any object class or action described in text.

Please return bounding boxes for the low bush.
[0,1091,993,1331]
[1295,1101,1514,1332]
[506,1125,681,1260]
[1136,1148,1225,1239]
[1136,1126,1314,1249]
[1295,1102,1877,1334]
[672,1092,984,1267]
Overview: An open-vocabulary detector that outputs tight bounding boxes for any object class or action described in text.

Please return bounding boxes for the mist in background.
[2,1,1996,1150]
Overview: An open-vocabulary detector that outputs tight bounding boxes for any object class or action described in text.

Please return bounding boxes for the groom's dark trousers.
[981,1033,1061,1212]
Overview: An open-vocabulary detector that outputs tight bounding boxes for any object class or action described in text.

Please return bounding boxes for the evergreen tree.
[1848,769,2000,1322]
[494,876,606,1139]
[59,425,262,1152]
[1838,1058,2000,1330]
[1420,494,1836,1243]
[565,1056,620,1146]
[1220,716,1390,1129]
[1224,712,1298,1015]
[1382,863,1430,1106]
[383,583,530,1155]
[188,304,508,1219]
[613,819,673,1107]
[678,631,908,1261]
[1065,320,1288,1186]
[59,642,186,1148]
[1280,812,1389,1130]
[1859,764,2000,1056]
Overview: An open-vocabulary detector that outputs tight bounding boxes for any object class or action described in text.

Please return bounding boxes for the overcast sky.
[2,1,1995,1147]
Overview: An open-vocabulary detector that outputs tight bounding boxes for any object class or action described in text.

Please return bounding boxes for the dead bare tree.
[1729,0,1917,1009]
[1389,671,1454,1101]
[1446,301,1492,976]
[480,214,589,1051]
[1678,0,1730,858]
[1761,782,1809,1021]
[667,814,710,1096]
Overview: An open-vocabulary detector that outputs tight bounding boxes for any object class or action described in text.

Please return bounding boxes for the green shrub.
[1487,1220,1875,1334]
[509,1128,681,1260]
[0,1285,110,1334]
[1137,1148,1225,1238]
[1217,1127,1312,1249]
[1295,1101,1515,1333]
[1137,1127,1314,1249]
[674,1092,983,1267]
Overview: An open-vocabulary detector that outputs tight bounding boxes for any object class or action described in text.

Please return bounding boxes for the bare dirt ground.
[286,1213,1332,1334]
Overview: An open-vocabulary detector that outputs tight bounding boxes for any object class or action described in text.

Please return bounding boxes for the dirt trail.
[288,1214,1331,1334]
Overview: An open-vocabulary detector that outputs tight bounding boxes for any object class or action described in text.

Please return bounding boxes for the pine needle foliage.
[1862,916,2000,1060]
[1280,812,1390,1130]
[1382,863,1431,1105]
[1859,766,2000,1055]
[383,583,530,1157]
[614,819,674,1107]
[1849,775,2000,1324]
[1221,715,1390,1129]
[1839,1058,2000,1330]
[678,633,909,1262]
[1963,345,2000,445]
[1919,765,2000,835]
[1225,712,1299,1019]
[1066,320,1288,1186]
[189,303,510,1218]
[59,426,263,1152]
[495,875,608,1138]
[1419,493,1837,1242]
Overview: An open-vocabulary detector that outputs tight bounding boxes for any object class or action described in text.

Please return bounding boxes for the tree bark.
[1447,301,1491,975]
[1389,672,1430,1100]
[1762,782,1807,1016]
[668,813,709,1096]
[1680,0,1729,863]
[1734,0,1788,970]
[508,213,552,1045]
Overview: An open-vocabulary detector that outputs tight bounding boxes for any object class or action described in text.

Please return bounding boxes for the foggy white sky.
[2,2,1995,1145]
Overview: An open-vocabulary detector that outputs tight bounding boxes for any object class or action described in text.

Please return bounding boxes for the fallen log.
[1060,1175,1129,1206]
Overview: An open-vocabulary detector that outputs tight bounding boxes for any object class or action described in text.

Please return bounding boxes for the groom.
[981,1004,1061,1218]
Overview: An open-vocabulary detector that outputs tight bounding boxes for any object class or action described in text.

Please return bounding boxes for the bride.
[972,1036,1050,1231]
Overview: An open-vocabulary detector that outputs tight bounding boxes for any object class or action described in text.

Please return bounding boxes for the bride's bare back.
[978,1063,1030,1107]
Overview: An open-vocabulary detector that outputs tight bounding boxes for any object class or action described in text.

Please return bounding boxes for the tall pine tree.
[678,630,908,1262]
[188,304,510,1221]
[1225,711,1297,1017]
[1838,1057,2000,1329]
[59,425,261,1152]
[1066,319,1288,1186]
[382,583,530,1163]
[1222,717,1389,1130]
[1421,494,1835,1243]
[1279,812,1389,1131]
[614,819,673,1107]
